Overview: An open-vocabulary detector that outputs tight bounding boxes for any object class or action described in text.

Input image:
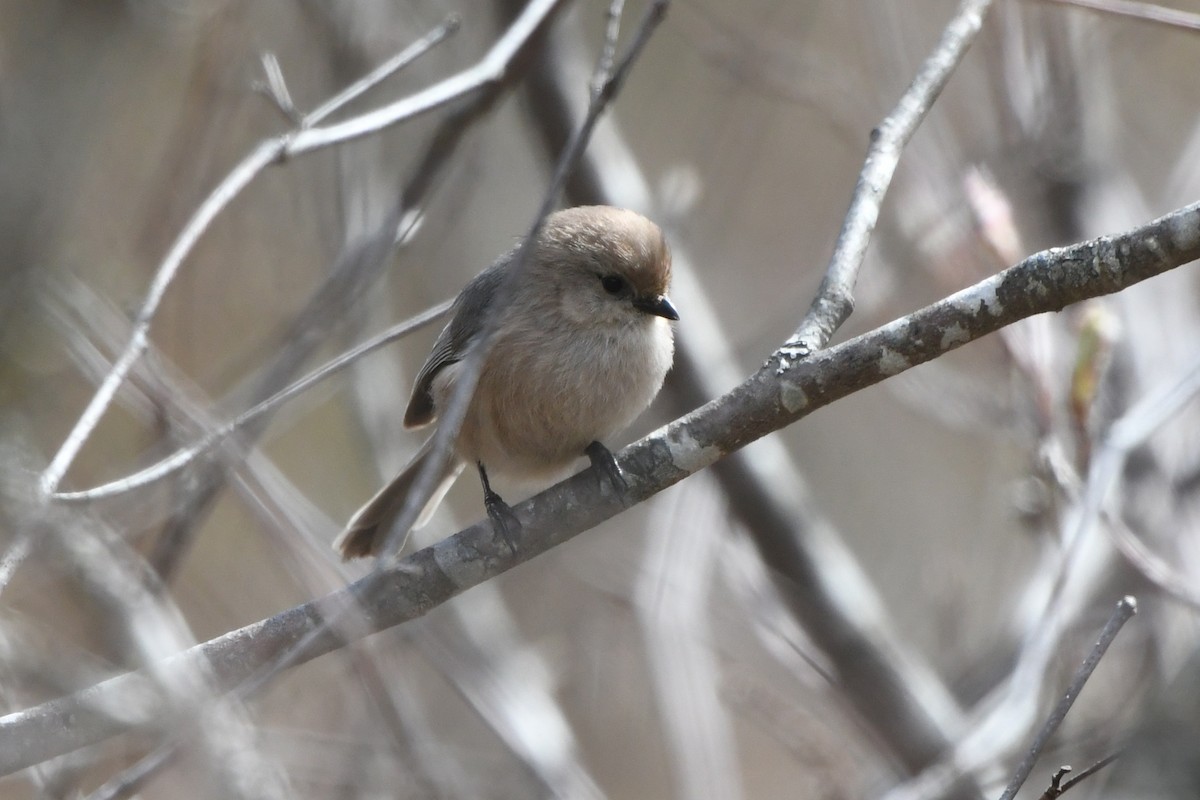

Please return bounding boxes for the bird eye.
[600,274,626,295]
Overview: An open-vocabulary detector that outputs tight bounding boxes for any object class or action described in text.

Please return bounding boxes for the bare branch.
[28,1,573,593]
[3,196,1196,773]
[13,5,663,787]
[591,0,627,97]
[84,744,177,800]
[511,3,975,781]
[304,14,461,126]
[1054,751,1121,796]
[282,0,568,155]
[1035,751,1122,800]
[1041,765,1073,800]
[786,0,994,355]
[36,1,558,500]
[253,53,301,124]
[1041,0,1200,31]
[998,597,1137,800]
[50,300,452,502]
[37,137,276,497]
[1080,354,1200,609]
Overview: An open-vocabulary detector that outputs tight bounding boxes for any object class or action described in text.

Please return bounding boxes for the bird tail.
[334,439,465,560]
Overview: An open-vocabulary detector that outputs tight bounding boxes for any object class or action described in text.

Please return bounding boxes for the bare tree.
[1,1,1198,798]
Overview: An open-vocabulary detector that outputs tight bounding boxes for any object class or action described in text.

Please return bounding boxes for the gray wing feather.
[403,257,508,427]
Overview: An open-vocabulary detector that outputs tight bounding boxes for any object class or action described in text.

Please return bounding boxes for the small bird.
[335,205,678,559]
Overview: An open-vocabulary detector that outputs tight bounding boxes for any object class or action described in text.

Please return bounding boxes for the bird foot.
[484,490,520,555]
[478,462,520,555]
[585,441,628,498]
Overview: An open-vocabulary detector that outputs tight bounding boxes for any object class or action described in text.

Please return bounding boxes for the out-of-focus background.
[2,1,1200,798]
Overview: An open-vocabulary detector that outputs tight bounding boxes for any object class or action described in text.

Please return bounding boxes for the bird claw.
[484,490,521,555]
[585,441,628,497]
[477,461,519,555]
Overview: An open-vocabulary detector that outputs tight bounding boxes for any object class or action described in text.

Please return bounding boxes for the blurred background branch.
[2,1,1200,798]
[2,186,1196,781]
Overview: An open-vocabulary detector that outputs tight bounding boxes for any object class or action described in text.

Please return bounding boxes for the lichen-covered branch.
[787,0,995,354]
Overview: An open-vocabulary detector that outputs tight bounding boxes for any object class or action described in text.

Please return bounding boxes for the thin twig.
[84,743,177,800]
[37,138,277,498]
[1041,0,1200,32]
[1041,766,1072,800]
[998,597,1137,800]
[28,278,397,799]
[305,14,462,126]
[283,0,566,155]
[1107,518,1200,611]
[1075,354,1200,608]
[33,511,289,800]
[1056,750,1120,795]
[35,2,555,499]
[785,0,994,356]
[49,300,452,502]
[1036,750,1122,799]
[960,351,1200,789]
[27,1,568,593]
[591,0,626,98]
[253,53,301,124]
[3,197,1196,774]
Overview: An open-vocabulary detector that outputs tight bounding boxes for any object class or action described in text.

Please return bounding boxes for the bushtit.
[335,205,678,559]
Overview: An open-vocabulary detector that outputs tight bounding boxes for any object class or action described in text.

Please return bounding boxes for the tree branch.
[510,1,976,782]
[1041,0,1200,32]
[998,597,1137,800]
[786,0,995,354]
[1051,751,1121,797]
[2,198,1196,775]
[51,301,452,502]
[36,0,565,501]
[30,0,577,590]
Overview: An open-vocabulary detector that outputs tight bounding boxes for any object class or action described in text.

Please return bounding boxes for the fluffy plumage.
[335,206,677,559]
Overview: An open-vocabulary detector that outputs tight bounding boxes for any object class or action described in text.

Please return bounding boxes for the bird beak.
[634,294,679,321]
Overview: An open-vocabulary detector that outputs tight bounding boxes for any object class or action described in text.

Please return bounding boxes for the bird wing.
[403,256,508,428]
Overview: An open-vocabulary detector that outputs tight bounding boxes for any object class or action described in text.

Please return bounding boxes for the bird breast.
[438,316,674,477]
